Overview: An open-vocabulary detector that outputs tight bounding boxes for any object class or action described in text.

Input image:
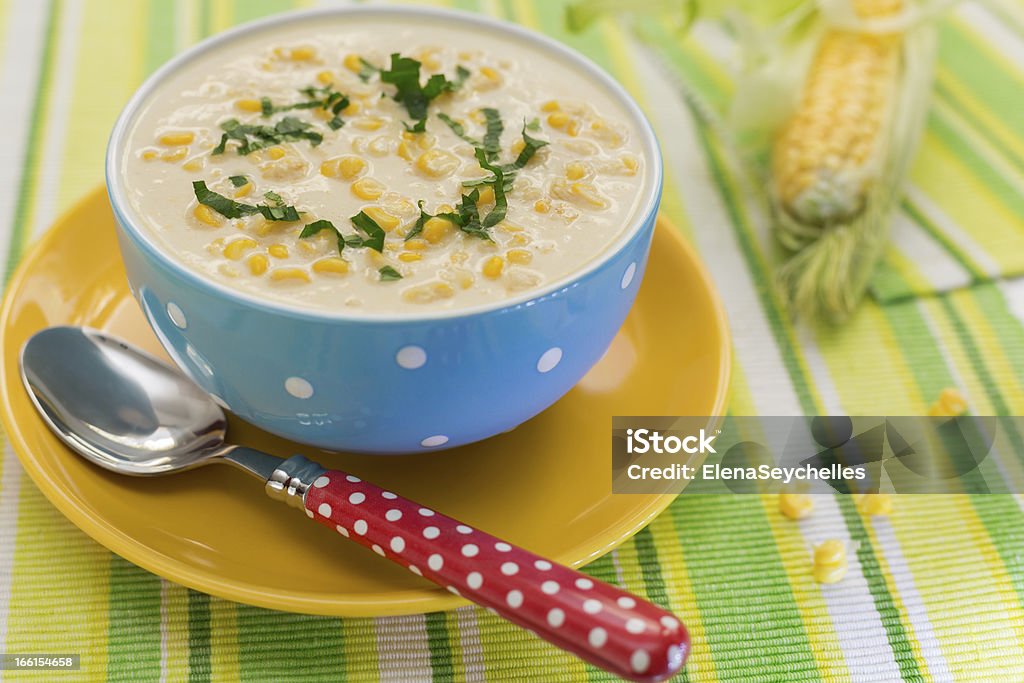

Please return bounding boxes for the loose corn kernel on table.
[2,0,1024,681]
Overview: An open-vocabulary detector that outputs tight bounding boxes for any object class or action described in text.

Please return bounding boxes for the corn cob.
[773,0,936,321]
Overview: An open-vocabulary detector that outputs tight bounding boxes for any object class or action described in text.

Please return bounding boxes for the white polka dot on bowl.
[317,503,332,518]
[166,302,187,329]
[396,345,427,370]
[285,376,313,399]
[547,608,565,627]
[621,262,637,290]
[390,537,405,553]
[536,347,562,373]
[421,435,449,448]
[313,476,330,488]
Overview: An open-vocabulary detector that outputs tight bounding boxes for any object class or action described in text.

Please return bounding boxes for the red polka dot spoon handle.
[301,467,689,682]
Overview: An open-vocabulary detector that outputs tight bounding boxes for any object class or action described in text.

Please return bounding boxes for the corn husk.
[771,4,938,322]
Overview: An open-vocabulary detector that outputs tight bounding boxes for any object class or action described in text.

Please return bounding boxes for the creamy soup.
[121,13,648,313]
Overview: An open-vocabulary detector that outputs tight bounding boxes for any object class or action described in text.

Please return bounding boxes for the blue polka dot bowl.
[105,6,663,454]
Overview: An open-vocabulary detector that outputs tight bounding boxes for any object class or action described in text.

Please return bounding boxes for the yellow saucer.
[0,187,730,616]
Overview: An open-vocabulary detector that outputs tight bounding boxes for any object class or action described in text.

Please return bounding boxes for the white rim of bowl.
[106,5,663,323]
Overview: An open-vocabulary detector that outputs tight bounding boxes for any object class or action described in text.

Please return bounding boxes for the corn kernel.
[266,146,286,160]
[363,206,401,232]
[343,53,363,72]
[316,70,335,85]
[397,141,414,161]
[343,100,360,116]
[511,139,526,156]
[506,249,532,265]
[235,99,262,112]
[193,204,222,227]
[477,185,495,205]
[321,155,367,181]
[398,252,422,262]
[402,281,455,304]
[404,238,427,251]
[566,162,587,180]
[480,66,500,81]
[779,493,814,520]
[355,117,386,131]
[183,158,204,172]
[621,154,639,174]
[161,147,188,162]
[510,233,531,247]
[534,200,550,213]
[541,100,560,112]
[547,112,570,128]
[938,388,968,416]
[288,46,316,61]
[482,256,505,279]
[247,254,269,276]
[415,149,460,178]
[270,267,311,282]
[566,119,581,137]
[422,216,453,244]
[234,182,253,198]
[861,494,892,516]
[268,243,289,259]
[813,563,848,584]
[814,539,846,567]
[572,182,609,209]
[312,258,350,275]
[223,238,257,260]
[351,177,385,200]
[159,131,194,146]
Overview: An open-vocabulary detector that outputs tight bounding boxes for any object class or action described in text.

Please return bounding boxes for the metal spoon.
[20,326,688,682]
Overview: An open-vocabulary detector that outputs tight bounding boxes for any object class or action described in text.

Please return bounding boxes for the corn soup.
[122,16,647,313]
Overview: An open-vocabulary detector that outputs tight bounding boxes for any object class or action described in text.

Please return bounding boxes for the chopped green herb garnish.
[526,117,541,131]
[300,219,347,255]
[259,191,301,222]
[212,116,323,155]
[192,181,301,222]
[228,175,249,188]
[405,201,432,241]
[358,57,379,83]
[512,122,549,168]
[260,97,274,117]
[481,108,503,162]
[380,54,468,132]
[378,266,403,281]
[437,113,479,147]
[349,211,386,252]
[193,181,259,219]
[473,148,508,228]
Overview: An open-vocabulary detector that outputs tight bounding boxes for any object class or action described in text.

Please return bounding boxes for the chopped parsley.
[212,116,323,155]
[255,85,350,130]
[473,148,507,228]
[438,107,503,163]
[357,57,379,83]
[228,174,249,188]
[349,211,386,252]
[481,108,504,162]
[192,181,301,222]
[526,117,541,131]
[379,54,469,133]
[259,191,300,222]
[300,219,347,255]
[378,266,403,281]
[405,201,433,241]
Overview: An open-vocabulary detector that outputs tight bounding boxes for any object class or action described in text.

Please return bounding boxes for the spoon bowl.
[20,326,227,475]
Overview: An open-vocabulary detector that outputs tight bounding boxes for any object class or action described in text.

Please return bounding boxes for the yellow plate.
[0,187,730,616]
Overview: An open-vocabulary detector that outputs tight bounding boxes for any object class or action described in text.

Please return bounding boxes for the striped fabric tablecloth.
[2,0,1024,681]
